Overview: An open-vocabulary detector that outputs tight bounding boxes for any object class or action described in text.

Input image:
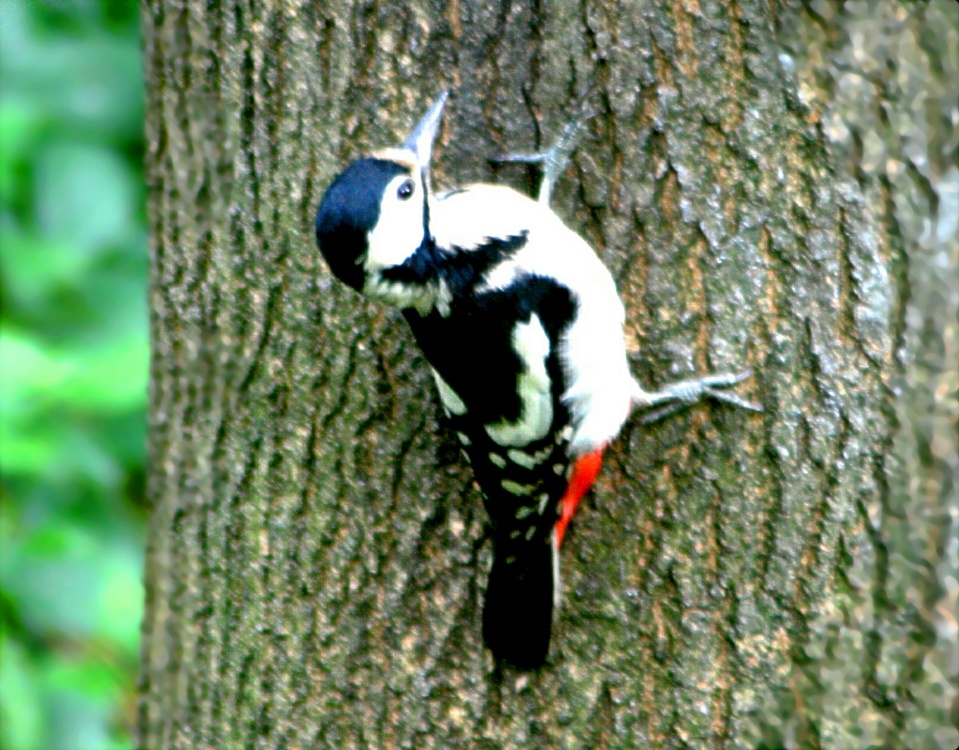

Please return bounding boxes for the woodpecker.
[314,93,759,669]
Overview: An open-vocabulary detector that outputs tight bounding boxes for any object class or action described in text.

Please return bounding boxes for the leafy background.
[0,1,147,748]
[0,0,956,748]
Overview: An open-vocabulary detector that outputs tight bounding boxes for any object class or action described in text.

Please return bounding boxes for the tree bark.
[137,0,952,747]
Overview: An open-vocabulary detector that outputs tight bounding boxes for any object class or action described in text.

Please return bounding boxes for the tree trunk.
[137,0,954,747]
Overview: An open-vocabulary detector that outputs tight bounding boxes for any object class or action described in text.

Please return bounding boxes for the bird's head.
[314,93,448,303]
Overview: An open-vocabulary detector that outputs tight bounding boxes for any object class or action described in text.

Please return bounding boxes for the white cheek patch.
[365,173,424,272]
[485,314,553,447]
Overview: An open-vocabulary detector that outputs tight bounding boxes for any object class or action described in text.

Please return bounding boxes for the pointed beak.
[402,91,449,168]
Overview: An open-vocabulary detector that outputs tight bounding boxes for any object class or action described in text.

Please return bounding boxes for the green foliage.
[0,2,147,748]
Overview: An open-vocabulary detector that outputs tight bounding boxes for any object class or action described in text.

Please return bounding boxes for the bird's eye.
[397,179,415,200]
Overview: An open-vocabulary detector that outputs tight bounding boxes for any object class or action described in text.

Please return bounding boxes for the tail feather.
[482,537,555,669]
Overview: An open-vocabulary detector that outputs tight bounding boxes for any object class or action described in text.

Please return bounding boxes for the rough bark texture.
[772,2,959,747]
[138,0,953,747]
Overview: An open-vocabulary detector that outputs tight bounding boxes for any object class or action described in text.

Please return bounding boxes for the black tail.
[482,537,555,669]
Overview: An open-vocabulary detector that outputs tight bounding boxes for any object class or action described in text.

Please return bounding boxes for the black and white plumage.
[314,93,759,668]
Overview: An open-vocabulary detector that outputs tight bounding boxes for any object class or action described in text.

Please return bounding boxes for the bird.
[314,92,759,669]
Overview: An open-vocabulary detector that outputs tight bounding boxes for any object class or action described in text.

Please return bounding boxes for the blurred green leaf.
[2,522,142,646]
[0,3,144,143]
[0,633,46,750]
[0,3,146,747]
[0,328,147,476]
[34,143,140,255]
[0,226,97,313]
[0,99,40,203]
[58,334,149,412]
[3,522,100,636]
[1,325,147,407]
[43,658,132,750]
[95,543,144,654]
[45,656,126,703]
[0,329,67,405]
[0,331,69,471]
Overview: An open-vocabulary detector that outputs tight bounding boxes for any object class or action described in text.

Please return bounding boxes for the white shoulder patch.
[484,314,553,447]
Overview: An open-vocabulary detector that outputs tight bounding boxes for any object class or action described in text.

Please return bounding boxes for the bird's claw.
[635,368,762,425]
[491,104,599,205]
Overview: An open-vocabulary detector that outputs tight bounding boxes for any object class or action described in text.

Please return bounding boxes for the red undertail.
[554,447,605,547]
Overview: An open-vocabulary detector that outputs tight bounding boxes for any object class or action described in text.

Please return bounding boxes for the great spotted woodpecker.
[314,93,760,669]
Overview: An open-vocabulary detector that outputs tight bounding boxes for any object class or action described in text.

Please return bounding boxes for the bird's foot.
[491,102,598,205]
[633,369,763,424]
